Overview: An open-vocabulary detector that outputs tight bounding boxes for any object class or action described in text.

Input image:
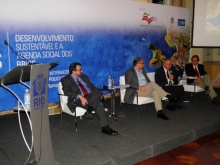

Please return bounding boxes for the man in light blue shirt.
[125,57,171,120]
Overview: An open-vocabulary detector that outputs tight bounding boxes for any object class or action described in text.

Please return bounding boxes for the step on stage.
[0,91,220,165]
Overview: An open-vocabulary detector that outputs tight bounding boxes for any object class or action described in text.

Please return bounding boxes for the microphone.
[4,40,34,65]
[167,70,173,85]
[4,40,8,46]
[169,70,172,75]
[177,75,182,82]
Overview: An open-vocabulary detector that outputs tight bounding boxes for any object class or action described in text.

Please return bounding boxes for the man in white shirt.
[155,59,185,111]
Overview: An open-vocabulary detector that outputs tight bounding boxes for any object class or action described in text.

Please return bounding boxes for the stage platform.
[0,90,220,165]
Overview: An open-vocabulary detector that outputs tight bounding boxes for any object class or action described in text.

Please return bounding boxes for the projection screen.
[192,0,220,47]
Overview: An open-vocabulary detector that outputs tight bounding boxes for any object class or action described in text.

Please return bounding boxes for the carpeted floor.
[0,90,220,165]
[135,130,220,165]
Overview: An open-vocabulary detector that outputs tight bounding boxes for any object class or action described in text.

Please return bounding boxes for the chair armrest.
[58,93,77,104]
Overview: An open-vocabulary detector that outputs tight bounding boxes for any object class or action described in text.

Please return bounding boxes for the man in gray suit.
[124,57,171,120]
[61,62,118,135]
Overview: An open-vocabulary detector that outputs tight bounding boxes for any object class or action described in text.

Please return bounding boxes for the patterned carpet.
[135,131,220,165]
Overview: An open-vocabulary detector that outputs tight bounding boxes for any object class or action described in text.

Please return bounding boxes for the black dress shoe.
[102,125,118,135]
[212,97,220,105]
[166,105,176,111]
[157,111,170,120]
[87,106,95,114]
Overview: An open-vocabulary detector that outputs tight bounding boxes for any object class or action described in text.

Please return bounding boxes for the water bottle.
[112,78,114,88]
[24,89,30,110]
[182,70,186,78]
[108,75,112,89]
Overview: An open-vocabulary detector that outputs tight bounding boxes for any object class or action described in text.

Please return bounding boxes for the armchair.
[119,72,166,118]
[58,82,87,132]
[179,77,204,102]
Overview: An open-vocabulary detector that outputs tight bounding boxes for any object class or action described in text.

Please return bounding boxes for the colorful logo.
[178,19,185,26]
[170,17,174,24]
[142,12,157,25]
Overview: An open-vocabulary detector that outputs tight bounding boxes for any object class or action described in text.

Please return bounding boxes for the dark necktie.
[194,67,199,78]
[167,71,172,85]
[77,78,88,97]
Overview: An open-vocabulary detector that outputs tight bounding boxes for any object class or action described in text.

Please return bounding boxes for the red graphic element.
[142,13,157,25]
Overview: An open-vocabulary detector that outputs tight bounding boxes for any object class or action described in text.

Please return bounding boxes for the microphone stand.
[4,40,37,65]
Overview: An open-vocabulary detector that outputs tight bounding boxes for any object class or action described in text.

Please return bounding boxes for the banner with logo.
[0,0,191,111]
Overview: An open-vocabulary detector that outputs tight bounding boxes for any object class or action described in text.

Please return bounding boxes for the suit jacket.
[155,66,180,87]
[173,65,184,78]
[124,67,151,104]
[61,74,96,103]
[185,63,207,84]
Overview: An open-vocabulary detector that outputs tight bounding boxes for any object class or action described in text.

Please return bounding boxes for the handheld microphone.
[169,70,172,75]
[4,40,33,65]
[177,75,182,82]
[168,70,176,85]
[4,40,8,46]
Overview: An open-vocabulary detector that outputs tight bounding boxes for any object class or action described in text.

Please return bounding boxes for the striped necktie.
[194,67,199,78]
[167,71,172,85]
[77,78,88,97]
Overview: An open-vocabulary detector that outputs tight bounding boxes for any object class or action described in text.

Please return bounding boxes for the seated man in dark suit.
[155,59,185,111]
[61,62,118,135]
[185,55,220,105]
[172,58,184,79]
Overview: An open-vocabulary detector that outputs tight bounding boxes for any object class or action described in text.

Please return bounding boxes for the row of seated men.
[61,55,220,136]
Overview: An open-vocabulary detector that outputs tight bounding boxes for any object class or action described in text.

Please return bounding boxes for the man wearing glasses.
[124,57,171,120]
[185,55,220,105]
[61,62,118,135]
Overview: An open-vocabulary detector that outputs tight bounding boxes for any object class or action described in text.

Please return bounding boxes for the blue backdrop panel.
[0,0,190,111]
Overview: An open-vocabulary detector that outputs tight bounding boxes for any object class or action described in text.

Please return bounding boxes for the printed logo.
[32,74,47,109]
[178,19,185,26]
[142,12,157,25]
[32,74,47,96]
[170,17,174,24]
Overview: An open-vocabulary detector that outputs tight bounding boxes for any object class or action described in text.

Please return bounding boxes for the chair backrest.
[147,72,155,82]
[119,76,126,103]
[58,82,86,116]
[58,82,73,115]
